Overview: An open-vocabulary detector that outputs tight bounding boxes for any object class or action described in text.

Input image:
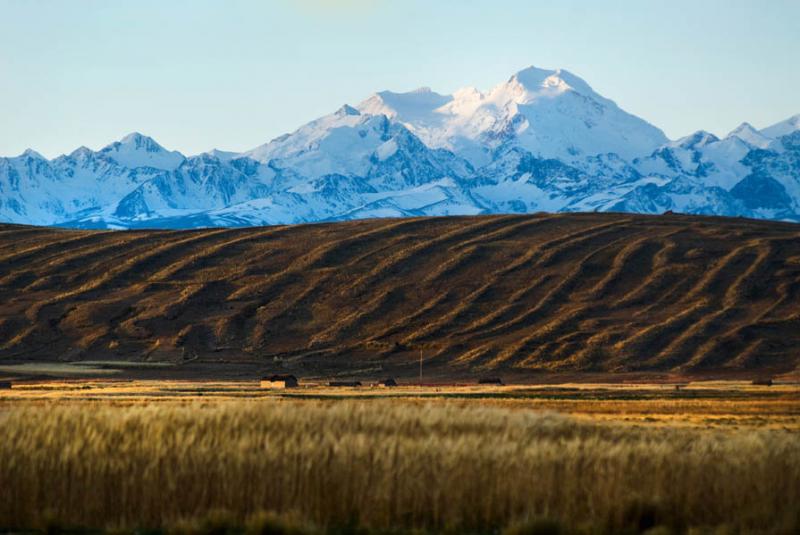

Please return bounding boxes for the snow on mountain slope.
[52,110,479,228]
[98,133,185,170]
[633,130,752,190]
[111,153,275,220]
[245,105,369,171]
[0,142,167,225]
[357,66,668,167]
[0,150,70,225]
[244,105,472,191]
[1,66,799,229]
[727,122,772,149]
[358,87,453,126]
[760,114,800,140]
[730,131,800,218]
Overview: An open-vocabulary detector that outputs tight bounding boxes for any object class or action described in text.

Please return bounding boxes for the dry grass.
[1,400,798,533]
[3,380,799,430]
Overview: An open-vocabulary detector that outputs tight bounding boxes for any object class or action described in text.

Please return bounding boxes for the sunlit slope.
[1,213,799,375]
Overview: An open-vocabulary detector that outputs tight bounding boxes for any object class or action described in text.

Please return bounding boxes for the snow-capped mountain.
[1,66,799,229]
[761,114,800,139]
[357,67,668,167]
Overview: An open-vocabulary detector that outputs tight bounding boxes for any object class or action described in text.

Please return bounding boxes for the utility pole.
[419,347,423,385]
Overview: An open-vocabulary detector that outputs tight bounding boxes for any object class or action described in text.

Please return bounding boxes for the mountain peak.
[732,121,756,132]
[674,130,720,149]
[335,104,361,117]
[5,65,795,230]
[357,88,452,123]
[117,132,164,151]
[203,148,239,161]
[508,66,594,97]
[98,133,184,170]
[726,122,771,148]
[761,114,800,139]
[121,131,146,141]
[20,148,46,160]
[68,146,94,159]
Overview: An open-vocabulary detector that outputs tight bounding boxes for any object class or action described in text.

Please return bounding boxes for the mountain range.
[2,66,799,229]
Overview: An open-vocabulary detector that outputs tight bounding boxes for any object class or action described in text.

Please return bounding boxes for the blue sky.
[1,0,798,158]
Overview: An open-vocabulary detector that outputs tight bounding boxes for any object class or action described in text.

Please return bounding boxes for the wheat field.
[1,400,798,534]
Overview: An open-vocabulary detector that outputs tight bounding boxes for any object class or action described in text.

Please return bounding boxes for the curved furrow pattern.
[401,283,495,345]
[642,245,769,370]
[605,299,711,371]
[308,287,406,348]
[499,232,679,369]
[447,250,554,337]
[306,217,532,352]
[447,215,560,251]
[244,218,530,352]
[453,220,640,339]
[13,232,171,293]
[88,229,237,291]
[583,233,677,301]
[403,238,570,346]
[0,227,73,256]
[611,240,680,308]
[450,344,498,369]
[305,218,437,270]
[247,272,337,351]
[512,232,682,368]
[15,229,233,335]
[481,235,639,369]
[421,245,483,284]
[608,242,768,370]
[146,227,290,282]
[216,219,434,347]
[22,229,233,324]
[366,291,454,344]
[461,230,639,346]
[0,231,116,278]
[345,215,524,297]
[673,244,781,369]
[226,218,430,302]
[1,214,799,376]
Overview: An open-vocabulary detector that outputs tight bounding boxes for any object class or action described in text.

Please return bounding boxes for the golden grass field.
[2,213,800,533]
[2,213,800,378]
[1,381,799,534]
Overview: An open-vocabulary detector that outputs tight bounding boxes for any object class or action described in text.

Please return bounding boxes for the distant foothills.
[1,66,799,229]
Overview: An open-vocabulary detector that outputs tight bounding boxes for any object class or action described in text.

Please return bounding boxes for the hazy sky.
[1,0,798,158]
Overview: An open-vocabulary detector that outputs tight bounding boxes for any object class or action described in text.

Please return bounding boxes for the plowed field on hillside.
[1,213,799,379]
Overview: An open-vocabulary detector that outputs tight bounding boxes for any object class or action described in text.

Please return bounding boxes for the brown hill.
[1,213,799,379]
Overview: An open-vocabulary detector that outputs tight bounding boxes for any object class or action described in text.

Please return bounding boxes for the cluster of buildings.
[259,375,504,389]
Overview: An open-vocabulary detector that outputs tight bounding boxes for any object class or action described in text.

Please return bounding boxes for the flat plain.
[1,381,799,534]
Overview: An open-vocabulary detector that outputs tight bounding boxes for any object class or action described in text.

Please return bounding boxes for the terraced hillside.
[1,213,799,378]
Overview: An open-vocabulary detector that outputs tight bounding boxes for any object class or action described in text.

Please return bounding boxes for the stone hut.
[329,380,362,387]
[478,377,504,385]
[376,378,398,387]
[260,374,298,389]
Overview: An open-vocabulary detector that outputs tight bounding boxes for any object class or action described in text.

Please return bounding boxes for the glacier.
[1,66,799,229]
